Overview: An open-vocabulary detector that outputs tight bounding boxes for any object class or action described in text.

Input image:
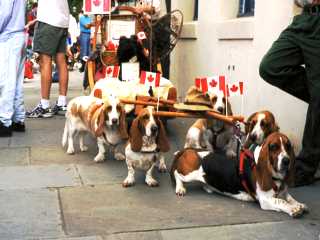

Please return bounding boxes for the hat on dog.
[174,86,213,111]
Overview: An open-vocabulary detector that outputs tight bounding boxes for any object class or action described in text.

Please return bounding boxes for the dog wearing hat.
[181,87,236,158]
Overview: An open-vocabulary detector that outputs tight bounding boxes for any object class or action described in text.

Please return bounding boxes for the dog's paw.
[66,147,75,155]
[122,178,135,188]
[146,177,159,187]
[114,152,126,161]
[296,203,309,213]
[176,187,186,197]
[94,154,105,163]
[289,205,304,218]
[157,163,167,173]
[80,145,88,152]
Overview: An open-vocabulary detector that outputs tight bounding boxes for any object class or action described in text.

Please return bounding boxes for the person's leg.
[40,54,53,101]
[12,34,27,128]
[259,28,309,103]
[0,35,23,136]
[294,15,320,186]
[56,52,68,98]
[53,28,68,111]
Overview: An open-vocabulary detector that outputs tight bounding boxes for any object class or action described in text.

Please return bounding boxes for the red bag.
[24,60,33,79]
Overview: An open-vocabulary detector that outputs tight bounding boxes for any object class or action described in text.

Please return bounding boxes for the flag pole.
[225,65,230,117]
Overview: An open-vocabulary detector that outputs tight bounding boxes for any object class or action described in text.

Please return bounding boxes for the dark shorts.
[33,21,68,56]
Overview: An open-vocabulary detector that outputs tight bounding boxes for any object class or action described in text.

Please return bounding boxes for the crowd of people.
[0,0,319,187]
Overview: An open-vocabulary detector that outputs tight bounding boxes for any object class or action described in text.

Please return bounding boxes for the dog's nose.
[112,118,118,124]
[282,157,290,167]
[250,133,257,142]
[217,107,224,113]
[151,125,158,133]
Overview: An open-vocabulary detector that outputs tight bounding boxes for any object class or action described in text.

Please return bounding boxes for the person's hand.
[85,23,91,29]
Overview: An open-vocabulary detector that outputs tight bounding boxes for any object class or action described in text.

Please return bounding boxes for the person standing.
[79,13,92,73]
[259,0,320,186]
[26,0,70,118]
[0,0,27,137]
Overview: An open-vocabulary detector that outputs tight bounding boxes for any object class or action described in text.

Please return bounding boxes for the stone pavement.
[0,71,319,240]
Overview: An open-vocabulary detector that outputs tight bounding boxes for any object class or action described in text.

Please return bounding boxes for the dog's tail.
[62,119,69,147]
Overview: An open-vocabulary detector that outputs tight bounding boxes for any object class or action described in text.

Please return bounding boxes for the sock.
[57,95,67,106]
[40,99,50,109]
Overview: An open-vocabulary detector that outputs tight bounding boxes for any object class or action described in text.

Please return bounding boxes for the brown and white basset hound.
[244,110,279,148]
[123,106,170,187]
[171,132,308,217]
[62,94,128,162]
[184,91,235,158]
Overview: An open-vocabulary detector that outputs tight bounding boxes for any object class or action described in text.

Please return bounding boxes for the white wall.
[170,0,307,151]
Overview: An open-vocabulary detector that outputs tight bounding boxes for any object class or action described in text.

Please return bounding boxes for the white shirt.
[68,14,79,44]
[37,0,70,28]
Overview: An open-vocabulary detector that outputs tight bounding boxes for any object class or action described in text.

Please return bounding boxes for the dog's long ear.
[92,104,106,137]
[256,144,273,191]
[286,142,296,187]
[130,117,143,152]
[245,112,256,134]
[119,106,129,139]
[156,118,170,152]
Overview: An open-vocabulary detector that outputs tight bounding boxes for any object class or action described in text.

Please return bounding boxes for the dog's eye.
[285,141,292,150]
[269,143,279,151]
[106,106,112,112]
[143,114,149,120]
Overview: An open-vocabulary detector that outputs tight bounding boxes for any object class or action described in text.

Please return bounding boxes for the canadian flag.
[84,0,110,14]
[140,71,161,88]
[105,65,120,78]
[195,76,226,94]
[226,81,244,97]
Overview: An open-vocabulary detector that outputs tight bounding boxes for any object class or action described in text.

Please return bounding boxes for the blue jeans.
[0,33,26,127]
[79,32,91,59]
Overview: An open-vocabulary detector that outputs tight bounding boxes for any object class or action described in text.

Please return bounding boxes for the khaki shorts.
[33,21,68,56]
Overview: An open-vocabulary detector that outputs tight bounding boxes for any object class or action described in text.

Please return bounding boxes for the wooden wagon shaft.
[152,111,245,125]
[120,98,175,106]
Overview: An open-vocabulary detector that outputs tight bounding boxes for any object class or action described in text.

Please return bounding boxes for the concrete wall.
[169,0,307,151]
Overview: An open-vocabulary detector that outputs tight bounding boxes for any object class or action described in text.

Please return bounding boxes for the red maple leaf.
[230,85,238,92]
[148,74,154,82]
[93,0,101,6]
[107,67,112,74]
[209,79,217,88]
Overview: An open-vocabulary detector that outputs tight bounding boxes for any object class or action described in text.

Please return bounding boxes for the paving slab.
[0,147,29,166]
[47,236,103,240]
[30,146,97,166]
[0,164,81,190]
[59,183,301,237]
[0,189,64,240]
[0,137,10,147]
[160,221,320,240]
[103,221,320,240]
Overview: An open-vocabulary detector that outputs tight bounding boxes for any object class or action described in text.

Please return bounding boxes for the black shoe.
[0,121,12,137]
[12,121,25,132]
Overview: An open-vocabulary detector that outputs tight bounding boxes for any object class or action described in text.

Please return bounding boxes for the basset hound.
[171,132,308,217]
[184,91,235,158]
[62,94,128,162]
[244,110,279,148]
[123,106,170,187]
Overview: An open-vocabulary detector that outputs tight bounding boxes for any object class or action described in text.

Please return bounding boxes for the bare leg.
[56,53,68,97]
[40,54,52,99]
